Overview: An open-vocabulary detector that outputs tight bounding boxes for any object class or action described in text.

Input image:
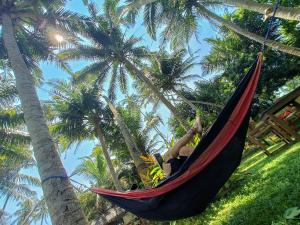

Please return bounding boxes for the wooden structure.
[247,87,300,155]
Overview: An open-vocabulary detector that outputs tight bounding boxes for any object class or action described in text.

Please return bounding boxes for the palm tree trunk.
[121,0,300,57]
[93,120,122,190]
[1,13,88,225]
[172,88,197,111]
[170,98,223,108]
[124,59,190,131]
[212,0,300,22]
[197,6,300,57]
[20,199,43,225]
[105,99,149,184]
[153,126,168,146]
[122,0,300,21]
[139,111,169,146]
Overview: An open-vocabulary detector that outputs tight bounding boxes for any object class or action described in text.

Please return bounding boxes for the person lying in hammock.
[155,117,202,177]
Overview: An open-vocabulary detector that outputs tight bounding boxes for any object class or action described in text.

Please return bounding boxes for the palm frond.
[74,61,110,83]
[108,63,118,102]
[0,109,25,129]
[143,2,158,40]
[0,79,17,106]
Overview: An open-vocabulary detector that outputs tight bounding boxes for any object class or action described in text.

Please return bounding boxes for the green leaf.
[284,207,300,220]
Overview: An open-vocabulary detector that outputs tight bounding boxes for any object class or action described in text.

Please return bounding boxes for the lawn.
[176,142,300,225]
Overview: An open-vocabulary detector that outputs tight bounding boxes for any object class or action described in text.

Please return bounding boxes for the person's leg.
[179,146,195,157]
[162,162,172,177]
[164,116,202,161]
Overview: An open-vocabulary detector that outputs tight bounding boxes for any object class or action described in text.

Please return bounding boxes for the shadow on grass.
[178,142,300,225]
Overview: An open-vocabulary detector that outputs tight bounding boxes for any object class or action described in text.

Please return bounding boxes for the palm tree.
[0,132,39,221]
[0,1,88,224]
[122,0,300,22]
[142,111,168,147]
[121,0,300,57]
[122,95,168,146]
[0,78,38,218]
[72,146,113,188]
[200,9,300,105]
[207,0,300,22]
[149,49,200,111]
[50,81,122,190]
[119,99,164,155]
[104,98,150,183]
[106,99,164,186]
[0,153,40,219]
[12,198,49,225]
[72,145,117,221]
[59,3,190,130]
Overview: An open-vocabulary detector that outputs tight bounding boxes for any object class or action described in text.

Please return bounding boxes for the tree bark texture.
[124,0,300,21]
[106,99,149,184]
[215,0,300,22]
[172,88,198,111]
[2,13,88,225]
[90,207,126,225]
[94,120,122,190]
[198,6,300,57]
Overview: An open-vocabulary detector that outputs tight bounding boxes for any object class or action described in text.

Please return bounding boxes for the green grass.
[177,142,300,225]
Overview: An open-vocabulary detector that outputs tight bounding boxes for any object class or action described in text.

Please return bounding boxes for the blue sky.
[2,0,221,222]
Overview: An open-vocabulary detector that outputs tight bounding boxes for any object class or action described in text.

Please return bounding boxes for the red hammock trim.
[92,53,263,199]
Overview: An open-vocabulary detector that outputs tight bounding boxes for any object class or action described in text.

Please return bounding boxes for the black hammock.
[92,53,263,221]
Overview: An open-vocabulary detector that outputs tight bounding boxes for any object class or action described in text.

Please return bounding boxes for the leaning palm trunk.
[122,0,300,21]
[19,199,44,225]
[153,126,168,146]
[91,207,126,225]
[2,13,88,225]
[213,0,300,22]
[105,99,149,184]
[124,58,190,131]
[94,120,122,190]
[198,6,300,57]
[172,88,198,111]
[139,111,169,146]
[121,0,300,57]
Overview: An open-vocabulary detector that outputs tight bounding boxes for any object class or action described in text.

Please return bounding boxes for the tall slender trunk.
[172,88,197,111]
[124,58,190,131]
[122,0,300,21]
[93,119,122,190]
[170,98,223,108]
[1,13,87,225]
[121,0,300,57]
[214,0,300,22]
[20,199,43,225]
[198,6,300,57]
[139,111,169,145]
[153,125,169,145]
[105,99,149,184]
